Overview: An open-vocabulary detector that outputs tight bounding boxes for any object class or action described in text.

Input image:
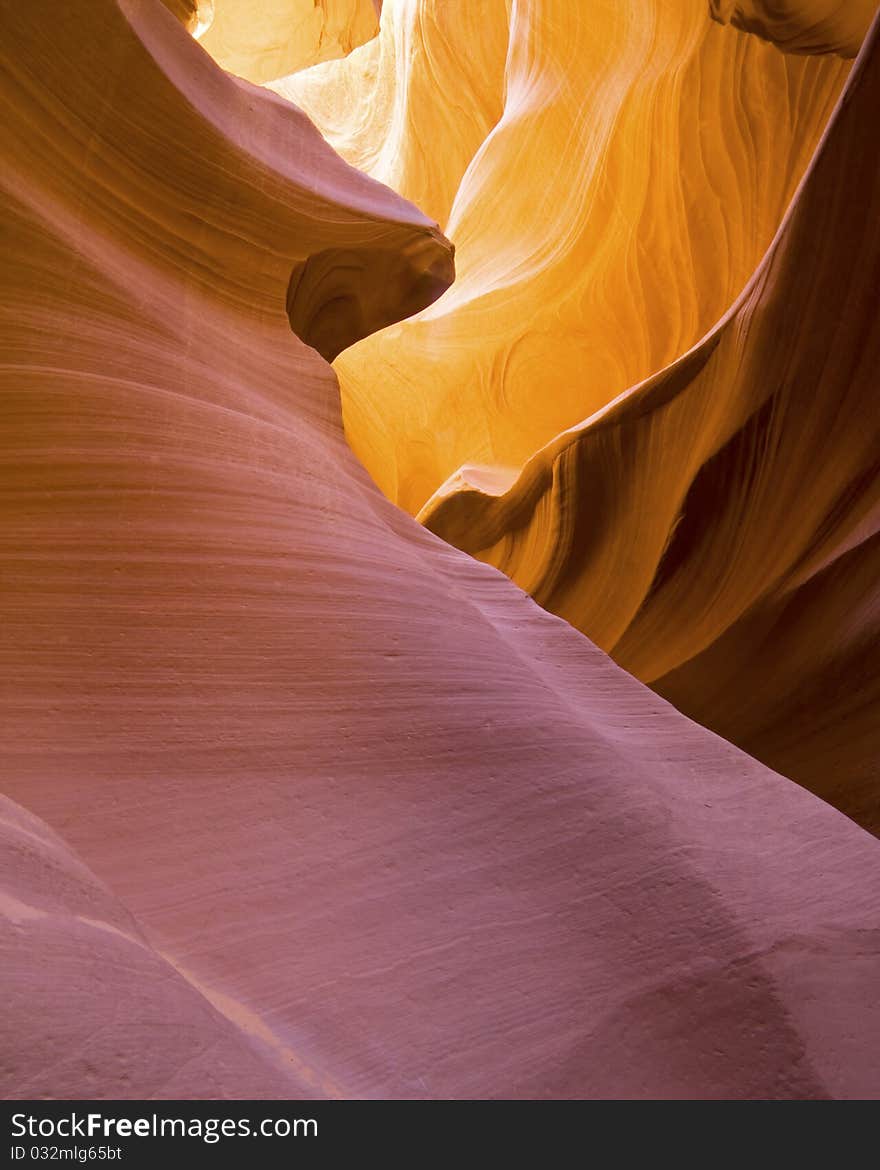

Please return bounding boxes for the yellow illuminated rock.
[200,0,378,83]
[272,0,509,228]
[309,1,850,515]
[262,1,880,832]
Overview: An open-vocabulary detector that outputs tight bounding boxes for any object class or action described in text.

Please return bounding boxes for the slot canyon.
[2,0,879,1100]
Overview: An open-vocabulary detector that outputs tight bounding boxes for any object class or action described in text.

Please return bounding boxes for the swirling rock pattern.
[709,0,876,56]
[287,237,454,361]
[291,1,880,832]
[322,1,850,513]
[3,0,880,1099]
[200,0,378,83]
[271,0,511,227]
[418,10,880,834]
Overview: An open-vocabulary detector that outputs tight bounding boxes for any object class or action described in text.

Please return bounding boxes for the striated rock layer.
[2,0,880,1098]
[288,1,880,832]
[0,795,318,1098]
[271,0,510,228]
[200,0,379,84]
[418,10,880,834]
[300,1,851,512]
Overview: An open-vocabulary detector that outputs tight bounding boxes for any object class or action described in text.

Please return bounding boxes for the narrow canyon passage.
[1,0,879,1101]
[272,0,880,836]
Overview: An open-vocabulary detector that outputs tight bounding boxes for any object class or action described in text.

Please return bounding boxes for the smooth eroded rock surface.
[3,0,880,1098]
[289,0,880,833]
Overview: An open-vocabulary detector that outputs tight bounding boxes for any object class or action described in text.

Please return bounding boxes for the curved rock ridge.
[4,0,450,360]
[161,0,200,30]
[0,796,321,1099]
[312,0,852,513]
[199,0,378,84]
[422,13,880,833]
[274,0,880,830]
[270,0,511,228]
[3,0,880,1099]
[709,0,876,57]
[287,235,454,361]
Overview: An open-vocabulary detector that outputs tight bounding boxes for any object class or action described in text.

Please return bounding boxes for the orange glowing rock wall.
[200,0,379,83]
[303,2,848,511]
[286,1,880,832]
[271,0,510,228]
